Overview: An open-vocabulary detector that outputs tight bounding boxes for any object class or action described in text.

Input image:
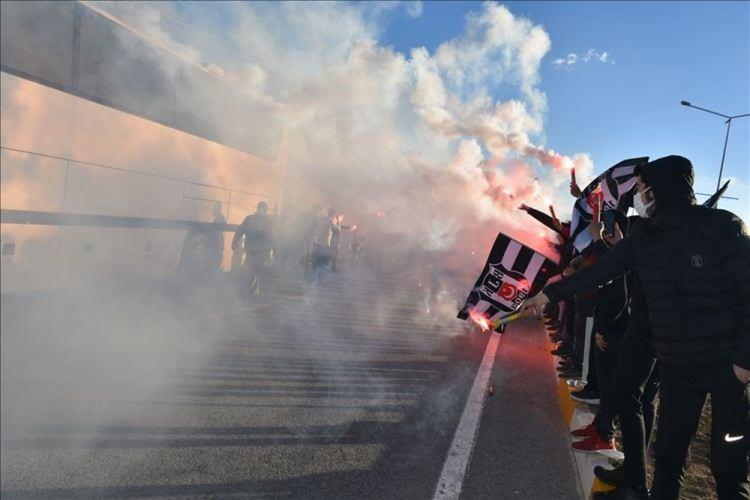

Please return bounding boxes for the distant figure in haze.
[207,203,226,270]
[310,207,336,285]
[232,201,274,297]
[179,209,222,280]
[349,228,365,267]
[329,211,355,272]
[297,204,321,279]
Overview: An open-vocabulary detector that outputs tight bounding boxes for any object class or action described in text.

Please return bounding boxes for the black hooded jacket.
[545,155,750,369]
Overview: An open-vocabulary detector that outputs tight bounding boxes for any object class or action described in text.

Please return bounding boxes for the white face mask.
[633,187,654,218]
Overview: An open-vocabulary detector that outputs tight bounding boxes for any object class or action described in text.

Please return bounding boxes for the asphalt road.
[1,269,581,499]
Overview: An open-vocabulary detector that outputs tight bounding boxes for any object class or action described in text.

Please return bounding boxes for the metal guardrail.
[0,209,239,232]
[0,145,269,199]
[0,145,275,223]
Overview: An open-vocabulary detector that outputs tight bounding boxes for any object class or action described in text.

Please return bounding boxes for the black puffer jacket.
[545,156,750,369]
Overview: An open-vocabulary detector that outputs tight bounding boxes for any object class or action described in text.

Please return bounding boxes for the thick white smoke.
[1,3,598,490]
[90,0,594,258]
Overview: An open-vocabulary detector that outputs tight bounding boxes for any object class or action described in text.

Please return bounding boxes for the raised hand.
[522,293,550,319]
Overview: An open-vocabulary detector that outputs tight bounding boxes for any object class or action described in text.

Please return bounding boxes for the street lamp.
[681,100,750,192]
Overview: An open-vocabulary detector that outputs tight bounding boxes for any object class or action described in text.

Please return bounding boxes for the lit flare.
[468,310,523,333]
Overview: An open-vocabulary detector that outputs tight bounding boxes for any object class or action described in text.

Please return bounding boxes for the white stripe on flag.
[524,252,546,285]
[500,240,522,270]
[610,165,634,179]
[617,177,636,196]
[601,180,616,207]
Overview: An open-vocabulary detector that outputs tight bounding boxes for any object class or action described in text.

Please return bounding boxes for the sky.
[381,0,750,220]
[5,0,747,262]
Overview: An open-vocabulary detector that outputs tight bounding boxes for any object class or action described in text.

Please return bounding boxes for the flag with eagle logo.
[570,157,649,252]
[458,233,557,332]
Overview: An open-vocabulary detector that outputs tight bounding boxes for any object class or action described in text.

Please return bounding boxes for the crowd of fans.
[180,200,364,299]
[176,155,748,499]
[524,155,750,500]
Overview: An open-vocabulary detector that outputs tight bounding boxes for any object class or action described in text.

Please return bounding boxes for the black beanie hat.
[635,155,696,213]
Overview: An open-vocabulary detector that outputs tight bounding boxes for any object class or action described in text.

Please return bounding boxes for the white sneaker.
[566,378,586,390]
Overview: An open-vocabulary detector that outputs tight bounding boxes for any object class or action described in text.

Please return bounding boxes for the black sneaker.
[593,486,649,499]
[594,464,625,486]
[570,388,600,405]
[551,346,571,356]
[548,332,565,343]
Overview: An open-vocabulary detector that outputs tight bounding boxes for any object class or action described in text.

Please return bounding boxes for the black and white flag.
[703,179,731,209]
[570,157,649,252]
[458,233,557,332]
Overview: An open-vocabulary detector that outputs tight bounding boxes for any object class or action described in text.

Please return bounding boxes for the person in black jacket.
[594,270,660,499]
[571,211,631,453]
[524,155,750,500]
[232,201,274,296]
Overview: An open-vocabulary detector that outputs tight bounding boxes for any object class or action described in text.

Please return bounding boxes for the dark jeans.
[586,329,598,393]
[561,298,575,348]
[310,244,331,285]
[594,332,625,440]
[573,293,596,368]
[651,363,750,500]
[613,328,659,492]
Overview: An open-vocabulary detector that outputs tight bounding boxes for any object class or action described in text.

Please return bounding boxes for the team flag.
[570,157,649,251]
[458,233,557,333]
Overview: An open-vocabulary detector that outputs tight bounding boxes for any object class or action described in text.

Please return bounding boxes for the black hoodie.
[545,155,750,370]
[635,155,696,215]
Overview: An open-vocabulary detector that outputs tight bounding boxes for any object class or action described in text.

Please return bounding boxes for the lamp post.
[681,101,749,193]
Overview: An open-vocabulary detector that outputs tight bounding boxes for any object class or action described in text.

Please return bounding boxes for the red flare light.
[469,309,491,332]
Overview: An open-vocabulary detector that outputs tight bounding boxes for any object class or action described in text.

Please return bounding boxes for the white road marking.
[433,333,501,500]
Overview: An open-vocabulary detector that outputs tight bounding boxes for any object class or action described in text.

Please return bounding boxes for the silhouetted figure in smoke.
[179,202,227,280]
[232,201,274,297]
[349,228,365,267]
[329,211,355,272]
[296,204,321,279]
[310,207,336,285]
[207,203,226,270]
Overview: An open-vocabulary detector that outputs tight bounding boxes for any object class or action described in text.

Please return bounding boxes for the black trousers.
[573,293,596,368]
[556,299,575,352]
[613,328,659,492]
[651,363,750,500]
[594,333,625,440]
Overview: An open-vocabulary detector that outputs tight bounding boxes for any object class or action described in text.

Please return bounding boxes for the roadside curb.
[550,341,621,499]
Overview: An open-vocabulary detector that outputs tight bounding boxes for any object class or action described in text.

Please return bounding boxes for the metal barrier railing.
[0,145,274,223]
[0,208,239,232]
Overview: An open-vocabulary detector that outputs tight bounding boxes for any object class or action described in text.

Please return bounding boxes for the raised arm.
[519,204,564,236]
[544,237,637,303]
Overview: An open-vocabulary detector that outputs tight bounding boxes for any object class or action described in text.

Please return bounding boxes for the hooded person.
[232,201,274,296]
[569,210,631,455]
[524,155,750,500]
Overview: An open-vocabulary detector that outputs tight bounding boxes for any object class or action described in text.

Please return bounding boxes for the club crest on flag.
[481,263,530,310]
[458,232,557,333]
[570,157,648,252]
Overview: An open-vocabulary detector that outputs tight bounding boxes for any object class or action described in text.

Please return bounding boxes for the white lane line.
[433,333,501,500]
